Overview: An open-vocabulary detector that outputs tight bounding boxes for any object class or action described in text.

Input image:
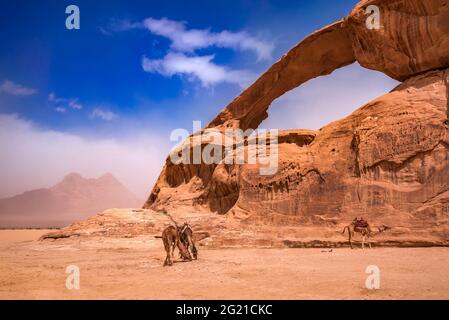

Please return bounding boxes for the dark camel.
[178,223,198,260]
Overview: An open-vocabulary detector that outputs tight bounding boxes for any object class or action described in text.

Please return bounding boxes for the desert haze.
[0,173,142,228]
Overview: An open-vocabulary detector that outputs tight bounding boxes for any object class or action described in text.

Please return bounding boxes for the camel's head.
[378,225,391,233]
[181,248,192,261]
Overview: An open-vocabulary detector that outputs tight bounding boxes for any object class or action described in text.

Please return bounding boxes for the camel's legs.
[186,235,197,259]
[190,238,198,259]
[171,241,176,261]
[180,239,189,259]
[178,240,192,260]
[162,236,171,266]
[164,251,172,266]
[368,236,372,249]
[348,230,353,249]
[163,242,172,266]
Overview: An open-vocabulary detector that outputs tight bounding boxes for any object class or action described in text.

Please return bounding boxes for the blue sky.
[0,0,398,198]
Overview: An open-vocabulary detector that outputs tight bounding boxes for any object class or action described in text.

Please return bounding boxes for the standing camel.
[179,223,198,260]
[342,223,390,249]
[161,225,192,266]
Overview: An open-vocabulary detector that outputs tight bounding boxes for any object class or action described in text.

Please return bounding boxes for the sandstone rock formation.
[348,0,449,81]
[203,0,449,132]
[142,0,449,246]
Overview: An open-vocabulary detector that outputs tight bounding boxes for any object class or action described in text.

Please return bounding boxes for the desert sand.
[1,230,448,300]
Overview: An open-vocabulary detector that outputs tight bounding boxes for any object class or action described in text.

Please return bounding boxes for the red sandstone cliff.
[142,0,449,245]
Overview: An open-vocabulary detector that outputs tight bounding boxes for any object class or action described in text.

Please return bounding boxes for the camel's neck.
[372,227,386,236]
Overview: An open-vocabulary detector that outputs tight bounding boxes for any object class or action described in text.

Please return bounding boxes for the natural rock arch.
[207,0,449,133]
[144,0,449,221]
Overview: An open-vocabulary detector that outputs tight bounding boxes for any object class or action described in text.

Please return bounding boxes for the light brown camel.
[161,225,192,266]
[342,223,391,249]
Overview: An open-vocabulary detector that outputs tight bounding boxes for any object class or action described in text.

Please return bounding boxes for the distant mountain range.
[0,173,142,228]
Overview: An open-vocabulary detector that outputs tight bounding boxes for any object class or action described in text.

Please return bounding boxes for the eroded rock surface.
[140,0,449,246]
[141,68,449,246]
[203,0,449,133]
[348,0,449,81]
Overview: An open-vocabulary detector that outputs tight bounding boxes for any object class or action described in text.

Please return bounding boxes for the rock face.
[0,173,142,228]
[141,0,449,246]
[348,0,449,81]
[233,69,449,238]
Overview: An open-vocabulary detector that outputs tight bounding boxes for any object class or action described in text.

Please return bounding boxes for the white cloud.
[90,108,118,121]
[100,19,144,35]
[68,100,83,110]
[55,107,66,113]
[103,17,272,89]
[0,114,168,199]
[142,52,256,88]
[143,18,274,61]
[48,92,58,102]
[48,92,83,111]
[105,17,273,61]
[0,80,37,96]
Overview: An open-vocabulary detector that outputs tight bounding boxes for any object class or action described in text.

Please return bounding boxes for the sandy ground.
[1,230,449,300]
